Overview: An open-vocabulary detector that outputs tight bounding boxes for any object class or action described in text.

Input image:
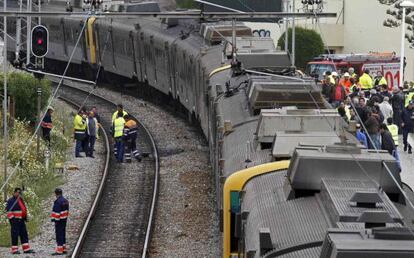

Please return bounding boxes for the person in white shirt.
[378,96,393,123]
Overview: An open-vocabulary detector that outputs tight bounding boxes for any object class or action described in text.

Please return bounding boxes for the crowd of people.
[322,67,414,170]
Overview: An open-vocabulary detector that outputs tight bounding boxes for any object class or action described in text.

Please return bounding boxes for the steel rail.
[0,11,337,18]
[56,93,111,258]
[57,83,159,258]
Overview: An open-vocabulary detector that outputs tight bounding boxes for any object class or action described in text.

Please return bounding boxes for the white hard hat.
[332,71,338,77]
[48,106,54,111]
[343,72,350,77]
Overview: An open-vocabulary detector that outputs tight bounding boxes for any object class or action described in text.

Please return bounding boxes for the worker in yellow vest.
[73,108,87,158]
[387,117,399,147]
[359,69,373,91]
[113,112,126,162]
[111,104,128,123]
[405,91,414,107]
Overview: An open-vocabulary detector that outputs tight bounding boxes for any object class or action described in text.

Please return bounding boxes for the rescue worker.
[112,104,127,157]
[51,188,69,255]
[331,71,339,85]
[401,100,414,154]
[113,112,126,162]
[405,90,414,107]
[111,104,128,123]
[348,67,357,79]
[6,188,35,254]
[338,72,352,94]
[73,108,87,158]
[359,69,373,91]
[41,106,54,146]
[380,123,401,171]
[374,71,387,88]
[387,117,399,147]
[123,115,142,162]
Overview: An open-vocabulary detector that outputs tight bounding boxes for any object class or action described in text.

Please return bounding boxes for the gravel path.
[0,100,105,258]
[64,82,220,257]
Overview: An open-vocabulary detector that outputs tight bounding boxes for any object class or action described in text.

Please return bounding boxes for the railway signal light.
[31,25,48,58]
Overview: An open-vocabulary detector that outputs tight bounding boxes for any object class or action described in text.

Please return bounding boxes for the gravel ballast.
[64,82,220,257]
[0,100,105,258]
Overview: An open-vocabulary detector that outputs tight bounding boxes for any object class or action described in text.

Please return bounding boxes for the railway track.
[56,83,159,258]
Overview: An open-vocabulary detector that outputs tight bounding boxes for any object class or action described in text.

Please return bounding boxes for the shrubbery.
[0,72,51,122]
[0,100,72,246]
[277,27,324,70]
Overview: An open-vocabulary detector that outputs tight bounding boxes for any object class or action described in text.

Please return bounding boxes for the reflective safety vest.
[359,73,373,90]
[405,92,414,107]
[387,124,399,146]
[73,114,86,132]
[114,117,125,138]
[51,196,69,222]
[6,196,27,220]
[111,110,128,123]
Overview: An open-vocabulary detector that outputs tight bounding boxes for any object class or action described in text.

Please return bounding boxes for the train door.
[85,17,97,65]
[170,43,177,99]
[80,20,88,62]
[60,18,68,57]
[130,30,139,81]
[136,31,144,82]
[229,191,241,256]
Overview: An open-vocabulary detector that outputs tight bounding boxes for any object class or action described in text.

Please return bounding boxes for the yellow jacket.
[359,73,373,90]
[111,110,128,123]
[73,114,86,131]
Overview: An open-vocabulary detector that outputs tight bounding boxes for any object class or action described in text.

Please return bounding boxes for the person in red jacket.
[330,83,346,108]
[5,188,35,254]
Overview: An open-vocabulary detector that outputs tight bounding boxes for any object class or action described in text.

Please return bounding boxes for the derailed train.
[4,1,414,257]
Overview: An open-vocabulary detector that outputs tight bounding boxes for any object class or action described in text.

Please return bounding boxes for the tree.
[380,0,414,44]
[277,27,324,70]
[0,72,51,122]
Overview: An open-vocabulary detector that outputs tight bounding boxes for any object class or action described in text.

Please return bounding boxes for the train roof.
[241,146,414,258]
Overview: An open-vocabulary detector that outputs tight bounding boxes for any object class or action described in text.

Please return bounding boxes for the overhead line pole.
[3,0,8,201]
[26,0,31,66]
[291,0,296,67]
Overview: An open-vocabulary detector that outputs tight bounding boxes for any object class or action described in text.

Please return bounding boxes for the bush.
[0,72,51,122]
[277,27,324,70]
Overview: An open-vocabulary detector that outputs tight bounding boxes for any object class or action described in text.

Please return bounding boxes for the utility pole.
[26,0,32,66]
[3,0,8,201]
[291,0,296,67]
[15,0,23,65]
[36,87,41,156]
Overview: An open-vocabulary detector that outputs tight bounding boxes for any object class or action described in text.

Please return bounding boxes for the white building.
[246,0,414,81]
